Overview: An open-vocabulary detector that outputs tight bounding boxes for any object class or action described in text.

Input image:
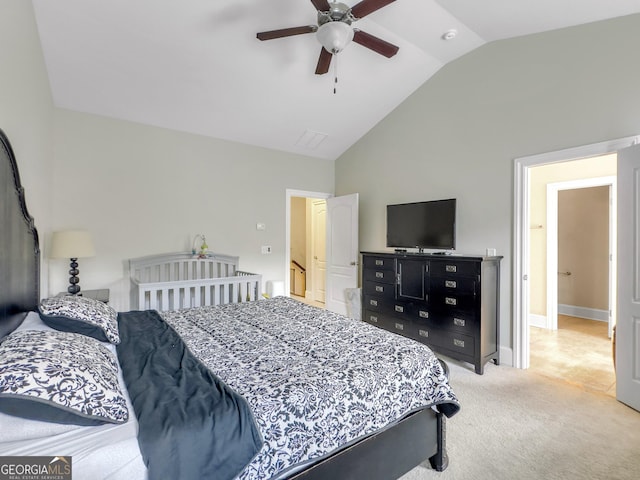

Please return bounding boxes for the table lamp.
[50,230,96,295]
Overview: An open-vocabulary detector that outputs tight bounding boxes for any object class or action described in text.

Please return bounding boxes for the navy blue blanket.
[117,310,263,480]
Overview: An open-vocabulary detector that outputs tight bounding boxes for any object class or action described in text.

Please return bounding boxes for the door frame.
[513,135,638,369]
[545,177,616,335]
[285,189,331,298]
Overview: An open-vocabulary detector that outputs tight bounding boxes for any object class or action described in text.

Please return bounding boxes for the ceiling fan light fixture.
[316,21,354,54]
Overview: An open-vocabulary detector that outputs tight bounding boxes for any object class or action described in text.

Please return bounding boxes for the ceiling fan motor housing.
[317,2,355,26]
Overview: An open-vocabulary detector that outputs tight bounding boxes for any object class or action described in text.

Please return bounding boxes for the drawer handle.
[395,305,404,313]
[445,280,457,288]
[375,285,384,293]
[445,297,457,306]
[419,310,429,319]
[419,329,429,338]
[369,299,378,307]
[375,259,383,266]
[453,338,465,348]
[453,317,466,327]
[375,272,384,278]
[445,265,457,273]
[369,315,378,323]
[395,322,404,331]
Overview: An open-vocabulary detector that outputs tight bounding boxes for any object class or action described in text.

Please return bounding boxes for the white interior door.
[311,200,326,303]
[617,143,640,412]
[325,193,359,315]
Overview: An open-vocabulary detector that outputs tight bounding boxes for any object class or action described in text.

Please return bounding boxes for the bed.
[0,128,460,480]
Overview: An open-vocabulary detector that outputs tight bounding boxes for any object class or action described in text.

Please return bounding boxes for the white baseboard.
[500,345,514,367]
[529,314,547,329]
[558,304,609,322]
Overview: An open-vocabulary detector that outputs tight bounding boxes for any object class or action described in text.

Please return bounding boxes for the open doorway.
[513,136,639,374]
[286,189,329,309]
[511,136,640,403]
[527,163,616,396]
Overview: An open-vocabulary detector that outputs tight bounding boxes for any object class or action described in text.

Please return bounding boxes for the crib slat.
[193,285,201,308]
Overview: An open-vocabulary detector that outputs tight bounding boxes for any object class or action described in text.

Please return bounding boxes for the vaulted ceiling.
[32,0,640,160]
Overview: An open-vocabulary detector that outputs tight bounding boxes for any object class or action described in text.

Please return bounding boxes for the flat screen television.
[386,199,456,251]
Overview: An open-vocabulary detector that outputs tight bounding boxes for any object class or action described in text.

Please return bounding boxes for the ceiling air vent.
[296,130,328,150]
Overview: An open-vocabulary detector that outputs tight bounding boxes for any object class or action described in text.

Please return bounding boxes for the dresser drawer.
[363,280,395,299]
[363,295,405,315]
[430,291,477,312]
[411,322,437,343]
[387,317,411,335]
[439,311,476,334]
[439,331,475,356]
[409,305,432,323]
[430,260,479,277]
[363,310,384,326]
[363,255,395,271]
[363,295,385,312]
[363,268,396,284]
[430,275,476,296]
[418,327,474,356]
[388,301,414,319]
[362,310,411,337]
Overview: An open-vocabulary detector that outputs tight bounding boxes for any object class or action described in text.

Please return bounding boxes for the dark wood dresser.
[361,251,502,374]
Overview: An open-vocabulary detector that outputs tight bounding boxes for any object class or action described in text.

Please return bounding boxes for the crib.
[130,252,262,312]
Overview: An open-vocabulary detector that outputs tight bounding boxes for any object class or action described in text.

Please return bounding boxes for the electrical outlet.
[256,223,266,231]
[261,245,272,254]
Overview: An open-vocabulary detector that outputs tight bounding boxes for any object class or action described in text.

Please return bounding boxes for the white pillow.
[0,330,129,425]
[38,295,120,344]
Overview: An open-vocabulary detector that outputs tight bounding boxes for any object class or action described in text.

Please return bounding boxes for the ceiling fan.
[256,0,399,75]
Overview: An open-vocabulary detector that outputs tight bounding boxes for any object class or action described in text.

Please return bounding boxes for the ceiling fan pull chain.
[333,53,338,94]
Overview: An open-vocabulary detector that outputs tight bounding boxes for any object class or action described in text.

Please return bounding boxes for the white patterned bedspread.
[161,296,459,480]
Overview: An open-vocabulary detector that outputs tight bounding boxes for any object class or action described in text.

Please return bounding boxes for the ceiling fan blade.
[257,25,317,41]
[310,0,331,12]
[350,0,396,19]
[353,29,399,58]
[315,48,332,75]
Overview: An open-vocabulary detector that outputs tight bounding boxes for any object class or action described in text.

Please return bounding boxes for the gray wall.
[0,0,55,294]
[335,14,640,364]
[48,110,334,310]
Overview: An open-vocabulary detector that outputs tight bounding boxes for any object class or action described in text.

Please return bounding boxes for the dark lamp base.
[67,257,81,295]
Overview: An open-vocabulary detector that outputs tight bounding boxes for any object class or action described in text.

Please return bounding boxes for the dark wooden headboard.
[0,128,40,338]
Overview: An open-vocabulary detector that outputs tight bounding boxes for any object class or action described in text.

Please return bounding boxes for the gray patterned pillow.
[38,295,120,344]
[0,330,129,425]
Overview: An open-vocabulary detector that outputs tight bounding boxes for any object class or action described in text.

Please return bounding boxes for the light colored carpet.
[400,358,640,480]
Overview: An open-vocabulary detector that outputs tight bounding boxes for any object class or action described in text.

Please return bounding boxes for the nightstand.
[56,289,110,303]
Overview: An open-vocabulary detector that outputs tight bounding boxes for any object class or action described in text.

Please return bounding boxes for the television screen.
[386,199,456,250]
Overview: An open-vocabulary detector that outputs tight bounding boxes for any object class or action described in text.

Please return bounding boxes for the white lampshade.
[50,230,96,259]
[316,21,354,54]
